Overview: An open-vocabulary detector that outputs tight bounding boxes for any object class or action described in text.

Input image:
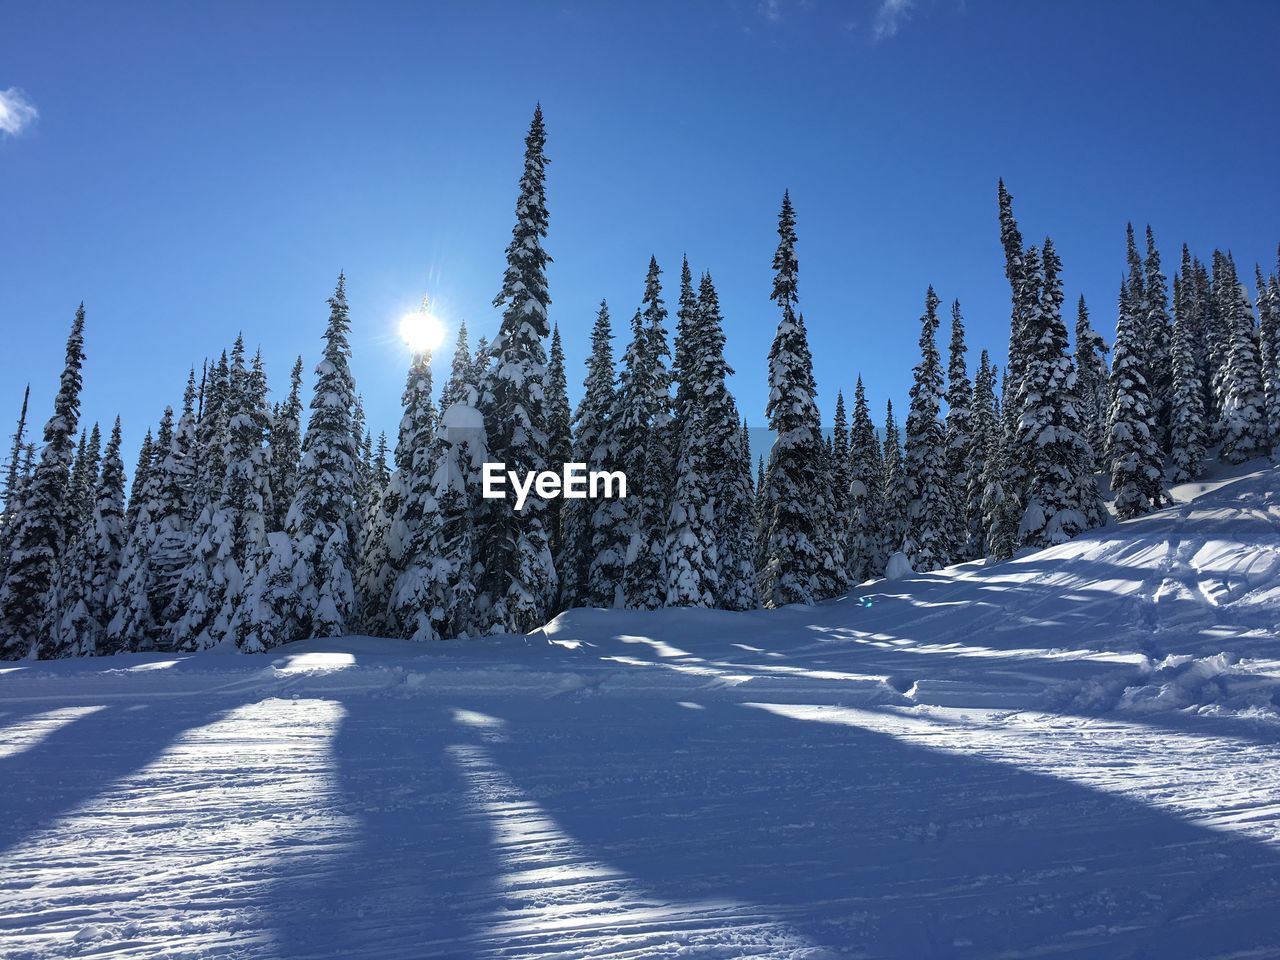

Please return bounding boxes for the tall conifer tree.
[580,305,629,609]
[53,417,127,657]
[665,402,717,607]
[1179,248,1211,423]
[545,323,572,572]
[621,260,673,610]
[269,356,304,532]
[1107,280,1164,518]
[1074,296,1110,464]
[1005,243,1043,500]
[559,303,615,607]
[388,346,441,640]
[672,256,699,424]
[944,300,975,559]
[754,454,768,570]
[1169,271,1208,482]
[830,390,852,568]
[426,343,488,640]
[1143,227,1173,451]
[690,272,756,609]
[109,420,166,653]
[981,422,1020,562]
[0,384,31,588]
[127,430,154,528]
[717,418,759,610]
[440,323,471,412]
[616,308,648,607]
[997,180,1030,408]
[1254,265,1280,449]
[1014,237,1099,546]
[151,375,199,623]
[880,400,907,563]
[66,426,100,546]
[1216,253,1267,463]
[359,352,432,636]
[282,275,359,641]
[903,287,952,570]
[476,105,556,632]
[846,377,884,582]
[87,421,124,572]
[965,353,997,557]
[214,342,274,649]
[0,305,86,659]
[759,192,824,606]
[1199,255,1230,427]
[663,264,750,608]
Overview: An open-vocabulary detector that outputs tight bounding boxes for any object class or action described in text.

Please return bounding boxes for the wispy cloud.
[0,87,38,137]
[758,0,782,22]
[872,0,914,40]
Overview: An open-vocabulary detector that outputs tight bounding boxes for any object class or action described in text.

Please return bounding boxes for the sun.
[398,303,445,354]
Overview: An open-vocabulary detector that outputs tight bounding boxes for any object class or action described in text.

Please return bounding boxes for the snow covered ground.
[4,465,1280,959]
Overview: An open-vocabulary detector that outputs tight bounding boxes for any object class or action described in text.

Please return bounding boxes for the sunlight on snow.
[451,708,509,743]
[0,705,107,759]
[451,708,507,729]
[812,625,1150,667]
[446,741,821,958]
[600,654,756,685]
[0,699,354,957]
[537,616,588,650]
[125,659,189,672]
[618,634,693,658]
[273,651,357,672]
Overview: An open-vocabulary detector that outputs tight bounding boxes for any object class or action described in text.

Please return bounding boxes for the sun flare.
[398,304,445,354]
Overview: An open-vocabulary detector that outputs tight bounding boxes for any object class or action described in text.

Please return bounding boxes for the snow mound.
[883,551,914,579]
[439,401,484,430]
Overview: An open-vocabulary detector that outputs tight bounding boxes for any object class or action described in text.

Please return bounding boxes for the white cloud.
[0,87,39,137]
[872,0,914,40]
[758,0,782,21]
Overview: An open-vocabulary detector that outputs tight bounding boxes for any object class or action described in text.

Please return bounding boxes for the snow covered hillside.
[4,465,1280,959]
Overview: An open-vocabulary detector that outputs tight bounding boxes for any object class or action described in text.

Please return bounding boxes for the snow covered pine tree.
[275,274,360,644]
[902,287,953,570]
[759,192,825,606]
[475,105,557,632]
[0,305,85,660]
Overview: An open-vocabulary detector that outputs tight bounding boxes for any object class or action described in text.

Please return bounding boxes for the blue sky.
[2,0,1278,469]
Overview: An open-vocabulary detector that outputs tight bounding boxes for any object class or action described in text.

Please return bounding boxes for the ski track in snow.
[3,465,1280,958]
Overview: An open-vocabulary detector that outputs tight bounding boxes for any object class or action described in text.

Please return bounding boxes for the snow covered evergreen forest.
[1,105,1279,660]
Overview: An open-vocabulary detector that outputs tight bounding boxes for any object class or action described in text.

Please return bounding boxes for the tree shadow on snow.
[261,696,506,960]
[0,696,243,857]
[459,693,1280,960]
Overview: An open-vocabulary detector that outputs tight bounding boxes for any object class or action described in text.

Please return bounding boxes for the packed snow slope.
[4,464,1280,960]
